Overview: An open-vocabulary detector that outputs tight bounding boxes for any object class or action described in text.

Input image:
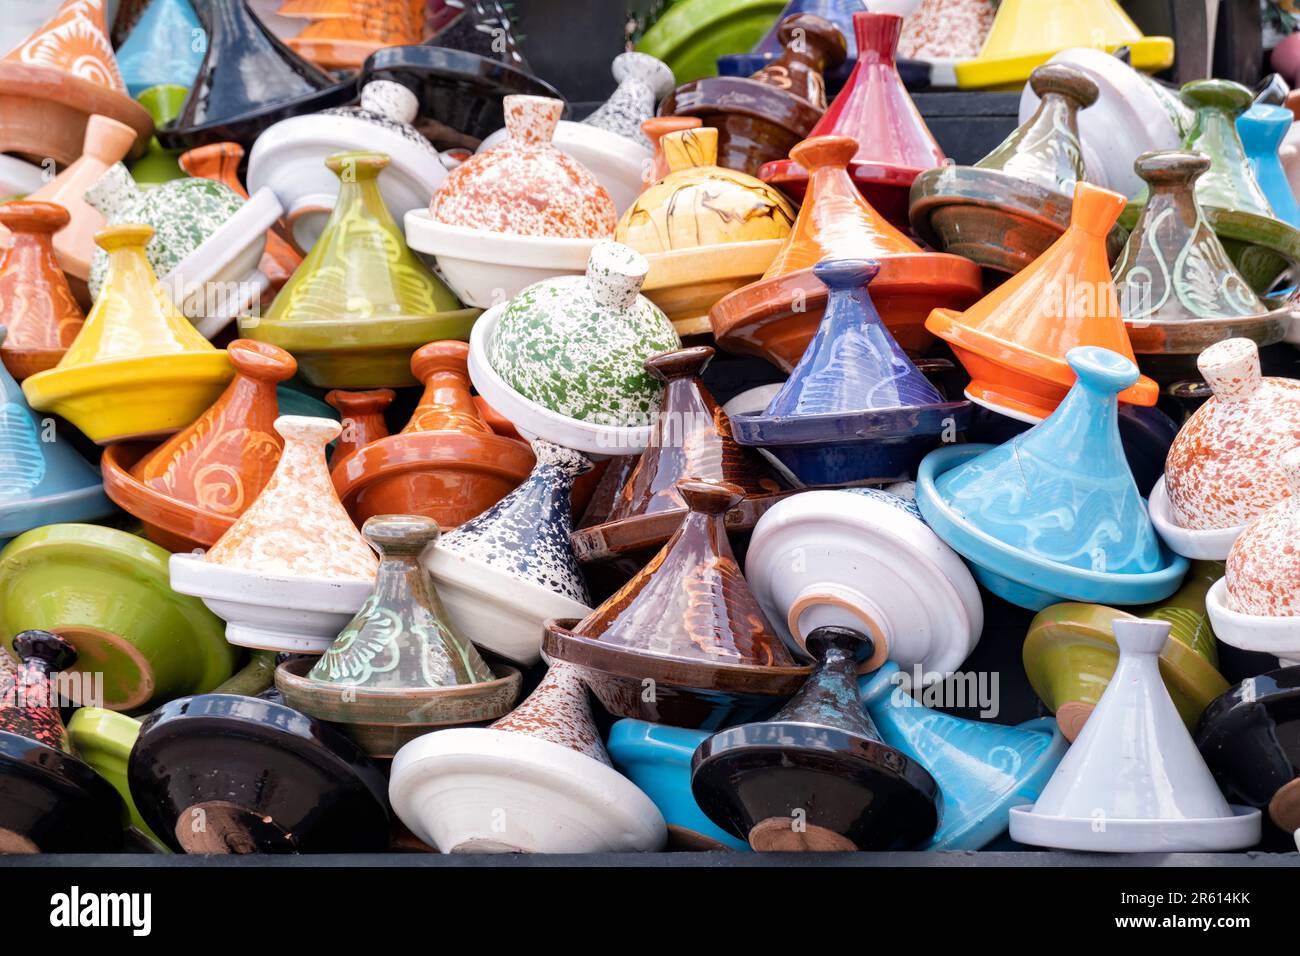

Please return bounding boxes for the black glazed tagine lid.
[128,693,390,854]
[690,625,941,851]
[0,630,124,854]
[360,44,564,151]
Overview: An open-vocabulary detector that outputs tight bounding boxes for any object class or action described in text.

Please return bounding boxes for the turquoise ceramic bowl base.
[607,719,750,852]
[859,663,1068,851]
[917,445,1188,611]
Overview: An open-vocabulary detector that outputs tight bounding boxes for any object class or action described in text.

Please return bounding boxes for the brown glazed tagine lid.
[1113,150,1290,384]
[570,346,787,563]
[331,340,536,529]
[909,63,1127,277]
[178,141,302,295]
[710,135,982,372]
[0,202,86,381]
[325,388,396,468]
[100,339,298,552]
[0,630,124,853]
[658,13,844,177]
[0,0,152,167]
[275,515,522,758]
[544,478,811,730]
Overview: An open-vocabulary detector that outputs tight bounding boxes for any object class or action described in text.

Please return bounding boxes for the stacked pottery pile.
[759,12,943,229]
[711,135,981,371]
[479,53,675,212]
[614,128,797,338]
[242,151,476,388]
[406,95,617,308]
[1148,338,1300,561]
[661,12,846,177]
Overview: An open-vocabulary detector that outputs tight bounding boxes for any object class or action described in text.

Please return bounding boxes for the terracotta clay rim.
[568,492,792,563]
[542,619,811,696]
[274,656,522,728]
[710,253,982,348]
[331,430,535,506]
[1268,777,1300,832]
[785,589,890,675]
[50,624,156,712]
[0,347,67,381]
[100,443,232,551]
[748,817,858,852]
[0,62,154,158]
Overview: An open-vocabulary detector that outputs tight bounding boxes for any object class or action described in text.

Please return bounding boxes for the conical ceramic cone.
[490,661,612,765]
[116,0,204,96]
[1239,104,1300,229]
[4,0,126,91]
[0,202,85,381]
[954,0,1173,90]
[401,341,496,436]
[436,439,592,605]
[927,181,1158,420]
[859,662,1066,850]
[205,415,377,581]
[1027,619,1239,825]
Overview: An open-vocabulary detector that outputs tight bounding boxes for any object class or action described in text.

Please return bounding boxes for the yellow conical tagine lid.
[616,128,797,337]
[955,0,1174,91]
[22,223,232,444]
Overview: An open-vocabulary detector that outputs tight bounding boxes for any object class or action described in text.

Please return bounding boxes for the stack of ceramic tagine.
[3,0,1300,865]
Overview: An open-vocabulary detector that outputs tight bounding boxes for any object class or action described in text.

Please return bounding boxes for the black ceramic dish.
[1196,666,1300,836]
[690,627,941,851]
[361,45,564,150]
[0,732,124,854]
[128,694,391,854]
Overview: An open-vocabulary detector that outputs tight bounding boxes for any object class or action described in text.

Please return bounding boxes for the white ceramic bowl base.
[745,489,982,680]
[1008,804,1262,852]
[163,187,283,338]
[423,547,592,666]
[467,303,653,457]
[1206,577,1300,666]
[389,728,667,853]
[404,210,601,309]
[248,110,450,254]
[1147,475,1245,561]
[169,553,372,654]
[478,120,650,215]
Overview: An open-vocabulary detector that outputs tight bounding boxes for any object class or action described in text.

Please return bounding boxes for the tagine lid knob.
[1134,149,1211,186]
[178,141,247,183]
[12,629,77,672]
[1197,337,1262,403]
[677,478,744,515]
[1028,63,1099,109]
[94,221,155,252]
[1065,345,1140,395]
[275,414,343,447]
[662,126,719,173]
[359,79,419,125]
[0,201,70,234]
[410,339,472,383]
[1110,617,1172,656]
[226,339,297,383]
[362,513,441,556]
[611,51,675,101]
[812,257,881,290]
[585,241,649,309]
[530,438,594,479]
[644,345,714,382]
[789,135,859,172]
[325,150,390,180]
[326,388,396,418]
[504,94,564,146]
[777,13,848,68]
[1181,78,1255,115]
[1067,181,1127,238]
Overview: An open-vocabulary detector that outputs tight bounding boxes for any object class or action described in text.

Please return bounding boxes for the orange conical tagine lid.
[927,181,1158,421]
[5,0,125,90]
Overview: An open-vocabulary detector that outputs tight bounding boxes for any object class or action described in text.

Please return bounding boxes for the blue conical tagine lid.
[1237,103,1300,230]
[858,661,1068,851]
[731,259,968,485]
[116,0,206,97]
[916,346,1187,610]
[0,329,115,538]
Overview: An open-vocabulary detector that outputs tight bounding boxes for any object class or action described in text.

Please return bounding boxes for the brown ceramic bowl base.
[1270,778,1300,832]
[0,63,153,165]
[666,824,736,852]
[711,255,982,372]
[332,431,535,528]
[275,657,522,759]
[570,493,791,564]
[762,158,921,232]
[542,619,810,730]
[100,443,235,552]
[748,817,857,852]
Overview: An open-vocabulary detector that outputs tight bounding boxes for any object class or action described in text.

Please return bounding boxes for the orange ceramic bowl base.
[711,254,982,371]
[760,157,921,232]
[332,430,536,528]
[100,444,235,553]
[928,308,1160,421]
[0,63,153,166]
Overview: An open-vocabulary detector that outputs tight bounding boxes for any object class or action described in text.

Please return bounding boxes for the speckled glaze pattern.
[436,440,593,604]
[205,416,378,582]
[1225,452,1300,617]
[489,661,611,765]
[429,95,616,238]
[582,53,675,148]
[0,631,76,752]
[898,0,995,60]
[1165,338,1300,530]
[319,80,439,158]
[85,163,245,299]
[488,242,681,427]
[4,0,125,89]
[311,515,495,689]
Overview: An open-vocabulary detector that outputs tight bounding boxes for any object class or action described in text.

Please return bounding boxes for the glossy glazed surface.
[0,202,85,381]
